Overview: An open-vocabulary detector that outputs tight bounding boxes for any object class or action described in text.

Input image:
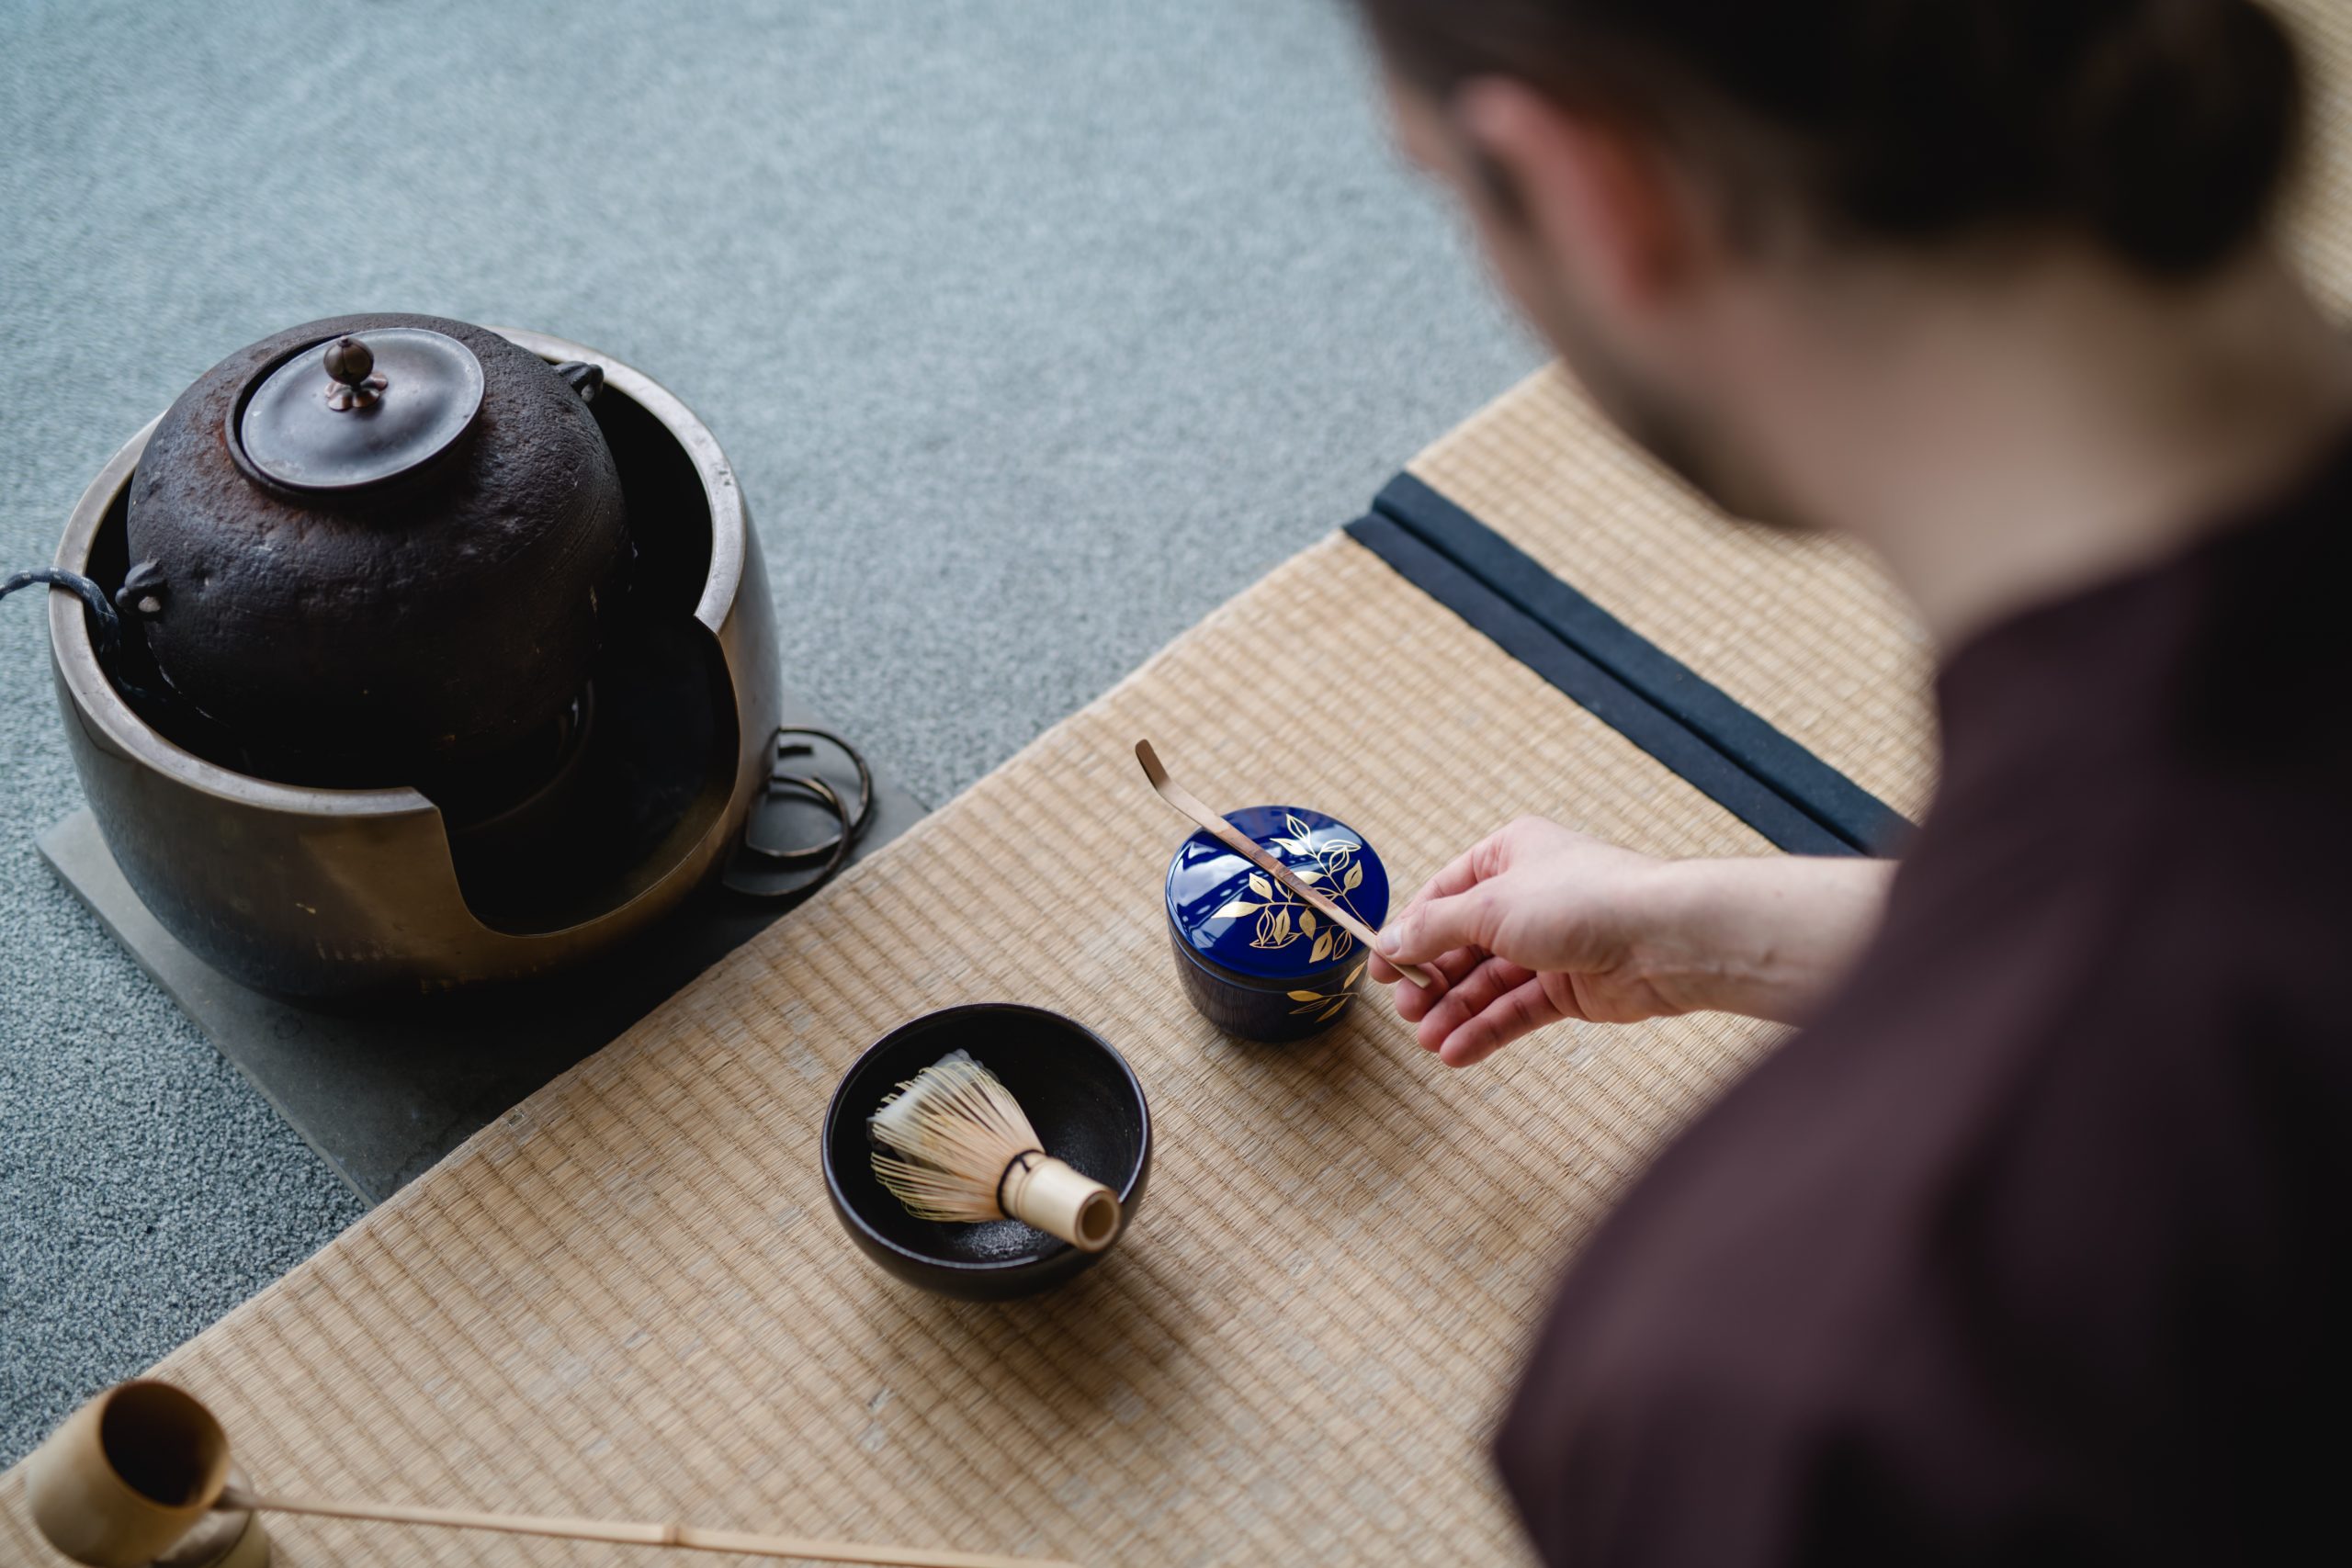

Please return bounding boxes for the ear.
[1453,77,1693,312]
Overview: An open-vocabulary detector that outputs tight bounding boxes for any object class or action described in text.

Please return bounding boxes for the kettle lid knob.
[322,336,375,388]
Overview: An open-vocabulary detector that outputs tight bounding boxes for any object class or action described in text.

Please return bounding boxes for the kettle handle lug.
[556,361,604,403]
[117,559,169,621]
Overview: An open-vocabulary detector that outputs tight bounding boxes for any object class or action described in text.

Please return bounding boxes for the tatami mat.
[1407,373,1940,819]
[3,538,1787,1565]
[2284,0,2352,314]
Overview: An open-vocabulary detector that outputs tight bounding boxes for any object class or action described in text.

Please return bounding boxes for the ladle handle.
[213,1486,1075,1568]
[1134,739,1435,988]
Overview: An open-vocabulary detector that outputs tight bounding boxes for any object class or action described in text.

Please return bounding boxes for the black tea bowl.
[823,1003,1152,1301]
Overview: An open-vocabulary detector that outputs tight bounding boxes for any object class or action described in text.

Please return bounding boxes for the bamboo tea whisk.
[25,1380,1078,1568]
[869,1050,1122,1252]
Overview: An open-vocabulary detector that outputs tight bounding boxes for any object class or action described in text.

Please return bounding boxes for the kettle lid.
[232,327,484,494]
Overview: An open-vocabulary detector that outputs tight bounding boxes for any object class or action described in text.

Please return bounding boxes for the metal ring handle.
[756,726,875,866]
[725,773,856,900]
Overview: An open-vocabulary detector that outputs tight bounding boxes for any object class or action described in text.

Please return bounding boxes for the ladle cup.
[24,1381,233,1568]
[24,1381,1073,1568]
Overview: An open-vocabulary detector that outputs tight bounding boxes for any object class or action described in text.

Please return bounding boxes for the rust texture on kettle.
[45,327,788,996]
[122,312,630,786]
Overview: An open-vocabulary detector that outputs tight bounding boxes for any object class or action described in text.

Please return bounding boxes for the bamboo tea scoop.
[1135,739,1434,989]
[26,1381,1078,1568]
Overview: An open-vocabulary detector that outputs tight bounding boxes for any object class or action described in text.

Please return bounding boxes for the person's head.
[1358,0,2307,525]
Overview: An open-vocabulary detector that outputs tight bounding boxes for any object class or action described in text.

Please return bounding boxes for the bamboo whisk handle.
[1000,1154,1120,1251]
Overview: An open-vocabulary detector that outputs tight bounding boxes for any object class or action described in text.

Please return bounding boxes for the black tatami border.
[1347,473,1911,858]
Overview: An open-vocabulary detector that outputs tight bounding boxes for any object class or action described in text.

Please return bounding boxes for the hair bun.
[2057,0,2304,275]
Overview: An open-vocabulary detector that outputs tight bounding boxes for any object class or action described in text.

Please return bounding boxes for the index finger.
[1368,942,1485,998]
[1384,823,1512,934]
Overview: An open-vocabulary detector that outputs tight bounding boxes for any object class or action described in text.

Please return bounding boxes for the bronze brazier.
[49,325,781,997]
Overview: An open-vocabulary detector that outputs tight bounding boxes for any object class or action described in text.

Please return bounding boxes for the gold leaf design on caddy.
[1210,819,1377,1020]
[1289,962,1369,1021]
[1252,906,1296,948]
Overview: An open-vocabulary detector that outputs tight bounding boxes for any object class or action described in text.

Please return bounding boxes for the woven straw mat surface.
[2,534,1793,1566]
[1407,374,1940,818]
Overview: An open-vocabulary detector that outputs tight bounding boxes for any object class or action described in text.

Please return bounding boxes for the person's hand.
[1369,818,1898,1067]
[1366,818,1688,1067]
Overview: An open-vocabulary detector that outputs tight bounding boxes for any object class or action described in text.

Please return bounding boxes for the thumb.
[1377,889,1489,965]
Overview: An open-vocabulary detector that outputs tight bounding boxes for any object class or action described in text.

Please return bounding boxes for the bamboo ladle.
[1135,739,1435,989]
[26,1382,1077,1568]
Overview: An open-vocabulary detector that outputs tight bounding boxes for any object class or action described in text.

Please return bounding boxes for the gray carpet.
[0,0,1536,1464]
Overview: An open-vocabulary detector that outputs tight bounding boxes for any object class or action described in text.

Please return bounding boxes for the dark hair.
[1359,0,2305,276]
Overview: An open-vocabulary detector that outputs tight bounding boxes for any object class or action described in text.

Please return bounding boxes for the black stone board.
[39,698,926,1204]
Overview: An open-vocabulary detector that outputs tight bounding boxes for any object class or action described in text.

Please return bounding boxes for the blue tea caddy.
[1163,805,1392,1043]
